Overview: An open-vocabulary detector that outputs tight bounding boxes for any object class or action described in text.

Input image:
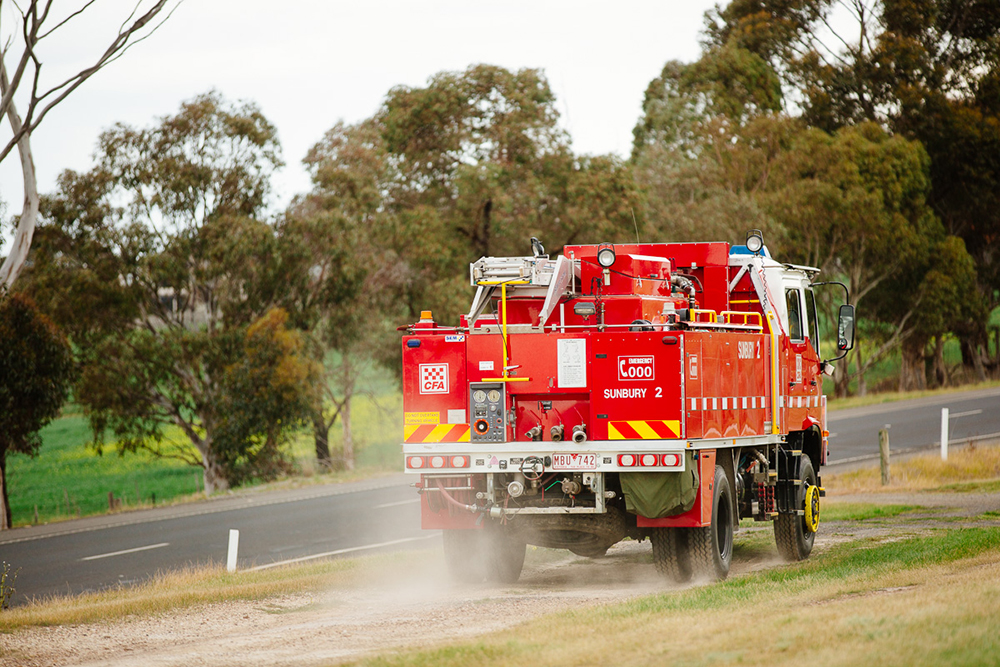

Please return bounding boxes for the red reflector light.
[618,454,636,467]
[450,455,469,468]
[640,453,658,467]
[429,456,446,469]
[407,456,425,469]
[662,454,680,467]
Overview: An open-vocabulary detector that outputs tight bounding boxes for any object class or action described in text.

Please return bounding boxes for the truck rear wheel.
[486,522,526,583]
[688,465,734,580]
[442,529,487,583]
[442,524,526,584]
[774,456,817,561]
[651,527,692,583]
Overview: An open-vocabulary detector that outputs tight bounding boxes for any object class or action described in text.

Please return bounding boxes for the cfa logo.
[419,364,449,394]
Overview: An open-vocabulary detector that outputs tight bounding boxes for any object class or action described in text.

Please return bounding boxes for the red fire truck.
[401,232,855,582]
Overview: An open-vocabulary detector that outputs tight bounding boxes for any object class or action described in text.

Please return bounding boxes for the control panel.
[470,382,506,442]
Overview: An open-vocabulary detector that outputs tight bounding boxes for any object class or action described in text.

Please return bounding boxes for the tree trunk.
[342,395,355,471]
[0,449,10,530]
[932,336,947,387]
[960,336,988,382]
[200,443,229,496]
[313,412,332,470]
[855,344,867,396]
[0,76,39,289]
[899,338,926,392]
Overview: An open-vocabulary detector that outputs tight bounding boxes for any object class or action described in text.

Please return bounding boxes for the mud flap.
[620,451,699,518]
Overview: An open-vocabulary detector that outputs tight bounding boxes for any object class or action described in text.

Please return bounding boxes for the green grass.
[5,415,199,526]
[821,502,924,521]
[935,478,1000,493]
[6,389,405,528]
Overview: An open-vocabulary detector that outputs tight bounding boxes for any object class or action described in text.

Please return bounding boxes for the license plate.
[551,453,597,470]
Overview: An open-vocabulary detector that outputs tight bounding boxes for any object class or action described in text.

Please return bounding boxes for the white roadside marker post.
[227,529,240,573]
[941,408,949,462]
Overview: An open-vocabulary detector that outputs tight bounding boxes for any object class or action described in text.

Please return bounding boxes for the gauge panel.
[469,382,505,442]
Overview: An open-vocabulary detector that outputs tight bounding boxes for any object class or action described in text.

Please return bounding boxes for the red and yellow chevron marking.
[608,420,681,440]
[404,424,471,443]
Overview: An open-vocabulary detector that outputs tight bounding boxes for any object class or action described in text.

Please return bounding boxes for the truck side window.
[806,289,820,353]
[785,288,803,341]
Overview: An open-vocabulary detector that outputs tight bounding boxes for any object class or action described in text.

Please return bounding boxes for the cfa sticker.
[419,363,449,394]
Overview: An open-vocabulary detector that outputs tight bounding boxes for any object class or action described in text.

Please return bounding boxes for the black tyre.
[485,523,526,583]
[651,527,692,583]
[442,529,486,583]
[688,465,734,580]
[774,456,817,561]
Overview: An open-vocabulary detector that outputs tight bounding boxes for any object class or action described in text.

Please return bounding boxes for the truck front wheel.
[774,456,817,561]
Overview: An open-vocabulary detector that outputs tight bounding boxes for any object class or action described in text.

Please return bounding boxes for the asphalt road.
[826,385,1000,463]
[2,386,999,605]
[0,476,425,605]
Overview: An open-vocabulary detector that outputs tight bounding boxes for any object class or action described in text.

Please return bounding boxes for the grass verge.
[354,528,1000,667]
[825,378,1000,412]
[820,502,924,521]
[0,550,425,633]
[828,443,1000,493]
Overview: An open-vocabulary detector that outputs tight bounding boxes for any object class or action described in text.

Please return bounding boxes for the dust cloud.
[2,533,783,667]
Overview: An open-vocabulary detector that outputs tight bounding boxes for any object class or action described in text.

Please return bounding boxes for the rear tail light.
[617,453,683,468]
[662,454,680,467]
[408,455,471,470]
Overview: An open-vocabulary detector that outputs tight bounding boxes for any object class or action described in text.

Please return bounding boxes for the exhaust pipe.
[550,424,565,441]
[572,424,587,443]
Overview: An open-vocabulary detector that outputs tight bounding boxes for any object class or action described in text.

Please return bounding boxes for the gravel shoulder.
[3,488,999,667]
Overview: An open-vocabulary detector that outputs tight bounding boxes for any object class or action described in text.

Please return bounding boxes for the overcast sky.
[1,0,718,241]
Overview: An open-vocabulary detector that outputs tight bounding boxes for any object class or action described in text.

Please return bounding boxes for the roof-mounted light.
[597,244,616,268]
[745,230,764,255]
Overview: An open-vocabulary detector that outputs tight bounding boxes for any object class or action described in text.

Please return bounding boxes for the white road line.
[248,535,438,572]
[374,499,420,509]
[81,542,169,561]
[950,409,983,419]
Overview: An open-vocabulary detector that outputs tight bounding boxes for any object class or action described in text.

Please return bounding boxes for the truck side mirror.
[837,304,855,351]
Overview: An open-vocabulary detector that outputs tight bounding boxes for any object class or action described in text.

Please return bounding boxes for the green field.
[5,391,404,528]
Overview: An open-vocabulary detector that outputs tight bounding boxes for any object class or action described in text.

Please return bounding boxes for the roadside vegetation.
[5,392,401,528]
[829,443,1000,493]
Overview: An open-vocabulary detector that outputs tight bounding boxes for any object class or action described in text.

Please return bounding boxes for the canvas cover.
[620,451,699,518]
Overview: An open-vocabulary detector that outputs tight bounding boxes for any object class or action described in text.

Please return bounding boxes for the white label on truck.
[479,360,494,371]
[618,355,654,381]
[689,354,699,379]
[796,354,803,384]
[557,339,587,388]
[447,409,466,424]
[418,363,449,394]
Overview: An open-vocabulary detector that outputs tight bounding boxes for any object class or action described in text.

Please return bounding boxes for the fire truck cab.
[401,232,855,583]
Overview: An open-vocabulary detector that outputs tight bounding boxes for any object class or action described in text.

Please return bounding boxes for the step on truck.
[400,232,855,583]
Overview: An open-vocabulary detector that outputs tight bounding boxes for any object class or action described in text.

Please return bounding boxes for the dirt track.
[3,489,998,667]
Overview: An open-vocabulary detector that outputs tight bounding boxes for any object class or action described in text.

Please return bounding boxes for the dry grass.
[828,443,1000,493]
[0,550,424,633]
[356,530,1000,667]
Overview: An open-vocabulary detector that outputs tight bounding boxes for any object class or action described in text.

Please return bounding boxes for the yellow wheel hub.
[804,485,820,533]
